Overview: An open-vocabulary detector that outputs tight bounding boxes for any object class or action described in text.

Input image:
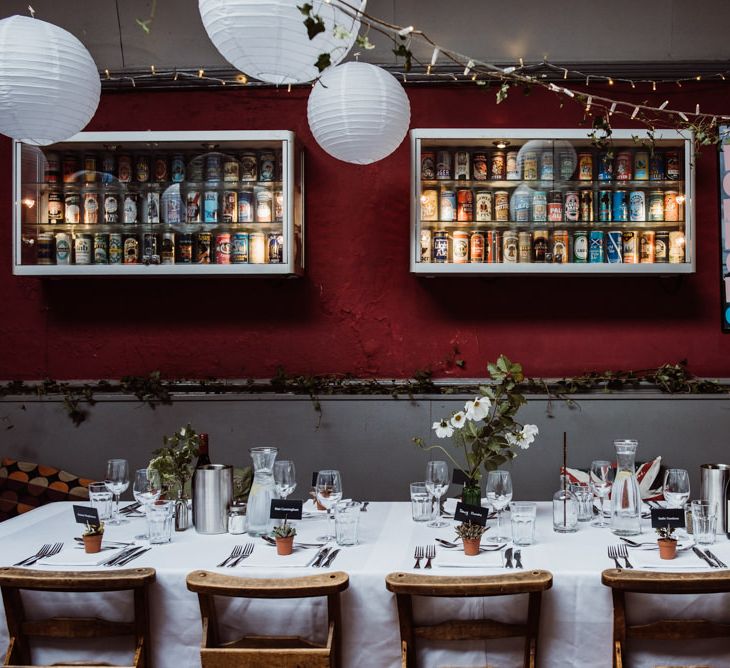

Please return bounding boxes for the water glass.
[410,482,432,522]
[691,500,717,545]
[88,482,112,521]
[334,501,362,546]
[510,502,537,546]
[570,483,594,522]
[146,500,175,544]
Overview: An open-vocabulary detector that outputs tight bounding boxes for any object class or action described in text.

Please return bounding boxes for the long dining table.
[1,500,730,667]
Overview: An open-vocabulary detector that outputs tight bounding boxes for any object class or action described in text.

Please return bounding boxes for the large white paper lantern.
[307,62,410,165]
[0,15,100,146]
[199,0,363,85]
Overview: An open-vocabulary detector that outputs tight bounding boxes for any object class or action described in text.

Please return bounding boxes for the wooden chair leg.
[134,585,151,668]
[2,587,31,665]
[524,591,542,668]
[394,593,416,668]
[327,592,343,667]
[612,589,626,668]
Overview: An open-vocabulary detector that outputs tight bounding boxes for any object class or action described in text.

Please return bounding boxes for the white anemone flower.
[505,424,539,449]
[450,411,466,429]
[432,419,454,439]
[464,395,491,421]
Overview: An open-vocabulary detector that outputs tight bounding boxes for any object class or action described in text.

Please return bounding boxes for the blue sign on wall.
[721,125,730,331]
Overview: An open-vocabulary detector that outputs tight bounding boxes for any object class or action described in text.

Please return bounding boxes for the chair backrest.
[385,570,553,668]
[601,568,730,668]
[186,570,349,668]
[0,566,156,668]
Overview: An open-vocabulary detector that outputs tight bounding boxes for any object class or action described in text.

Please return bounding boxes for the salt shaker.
[227,502,247,534]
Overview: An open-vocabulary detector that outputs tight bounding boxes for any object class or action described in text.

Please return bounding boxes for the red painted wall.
[1,83,728,380]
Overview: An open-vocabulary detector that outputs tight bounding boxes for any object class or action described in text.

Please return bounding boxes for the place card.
[454,502,489,526]
[311,471,319,487]
[270,499,303,521]
[650,507,685,529]
[452,469,474,486]
[73,505,99,526]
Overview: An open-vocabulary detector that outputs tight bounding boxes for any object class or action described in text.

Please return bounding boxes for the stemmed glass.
[316,470,343,540]
[133,468,161,539]
[425,460,450,528]
[485,470,513,541]
[590,460,615,528]
[105,458,130,525]
[663,468,690,508]
[274,461,297,500]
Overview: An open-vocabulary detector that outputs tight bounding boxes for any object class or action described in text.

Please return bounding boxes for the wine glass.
[316,470,343,540]
[485,470,513,541]
[133,468,162,539]
[590,460,615,528]
[274,460,297,500]
[663,468,690,508]
[425,460,450,528]
[105,458,130,525]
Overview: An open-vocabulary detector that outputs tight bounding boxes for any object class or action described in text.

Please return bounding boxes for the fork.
[217,545,242,567]
[228,543,254,567]
[607,545,622,568]
[616,543,634,568]
[424,545,435,569]
[27,542,63,566]
[14,543,51,566]
[413,546,424,569]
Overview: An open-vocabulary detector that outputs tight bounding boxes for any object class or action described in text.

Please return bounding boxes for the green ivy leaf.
[356,34,376,50]
[496,82,510,104]
[303,15,325,40]
[315,52,332,72]
[298,3,314,15]
[392,43,412,72]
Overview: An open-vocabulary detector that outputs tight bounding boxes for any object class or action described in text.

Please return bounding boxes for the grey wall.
[1,393,728,501]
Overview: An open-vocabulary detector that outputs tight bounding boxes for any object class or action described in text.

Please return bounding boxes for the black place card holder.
[650,508,685,529]
[311,471,319,487]
[453,502,489,527]
[270,499,303,520]
[452,469,474,486]
[73,505,99,526]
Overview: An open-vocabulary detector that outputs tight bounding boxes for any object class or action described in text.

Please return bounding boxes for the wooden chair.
[602,568,730,668]
[385,569,553,668]
[185,570,349,668]
[0,566,156,668]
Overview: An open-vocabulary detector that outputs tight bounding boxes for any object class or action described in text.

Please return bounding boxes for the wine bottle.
[196,433,211,468]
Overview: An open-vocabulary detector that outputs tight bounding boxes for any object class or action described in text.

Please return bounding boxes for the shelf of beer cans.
[13,131,303,276]
[410,129,694,275]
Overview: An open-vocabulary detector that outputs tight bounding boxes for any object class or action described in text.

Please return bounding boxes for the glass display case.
[410,129,694,275]
[13,130,303,276]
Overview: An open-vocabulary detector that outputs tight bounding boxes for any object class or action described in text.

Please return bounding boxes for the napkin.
[633,539,694,551]
[435,550,505,569]
[40,547,126,567]
[632,549,708,570]
[231,546,315,569]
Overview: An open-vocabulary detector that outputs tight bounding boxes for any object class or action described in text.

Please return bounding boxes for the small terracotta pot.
[276,536,294,556]
[658,538,677,560]
[463,538,481,556]
[83,533,103,554]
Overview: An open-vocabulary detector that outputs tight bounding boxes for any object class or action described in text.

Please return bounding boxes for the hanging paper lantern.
[0,15,100,146]
[199,0,363,85]
[307,62,411,165]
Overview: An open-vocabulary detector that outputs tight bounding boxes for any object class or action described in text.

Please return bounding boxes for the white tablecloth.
[1,502,730,667]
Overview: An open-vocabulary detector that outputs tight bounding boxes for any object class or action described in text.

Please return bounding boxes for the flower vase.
[658,539,677,560]
[175,489,190,532]
[462,482,481,507]
[463,538,481,556]
[276,536,294,556]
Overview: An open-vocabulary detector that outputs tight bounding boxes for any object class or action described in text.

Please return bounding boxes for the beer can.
[629,190,645,222]
[274,190,284,222]
[475,191,493,222]
[559,151,575,180]
[649,152,666,181]
[532,191,547,222]
[74,234,92,264]
[452,230,469,264]
[612,190,628,222]
[223,157,240,182]
[187,155,204,182]
[145,190,160,224]
[44,152,60,184]
[664,191,679,222]
[518,232,532,263]
[640,231,656,263]
[506,150,519,180]
[606,230,623,263]
[487,230,502,263]
[589,230,604,263]
[194,232,211,264]
[436,150,451,180]
[47,191,64,223]
[573,230,588,263]
[490,151,506,180]
[240,152,258,181]
[521,151,537,180]
[666,151,680,180]
[216,233,232,264]
[135,155,150,183]
[163,189,183,224]
[514,191,530,222]
[186,190,201,223]
[259,152,276,182]
[206,154,222,182]
[456,189,473,222]
[420,229,432,263]
[598,152,613,181]
[83,154,97,183]
[161,232,175,265]
[622,231,639,264]
[93,234,108,264]
[142,233,158,263]
[267,233,284,264]
[249,232,266,264]
[634,151,649,180]
[579,189,594,222]
[62,154,79,183]
[231,232,249,263]
[552,230,569,264]
[171,154,186,183]
[472,153,488,181]
[63,191,80,224]
[614,151,632,180]
[502,230,518,263]
[440,190,456,222]
[420,188,438,221]
[533,230,548,263]
[123,192,138,224]
[203,190,219,223]
[153,155,168,182]
[598,190,612,222]
[421,150,436,180]
[495,191,509,222]
[83,191,99,225]
[101,153,115,184]
[564,191,579,222]
[255,188,273,222]
[123,234,139,264]
[37,233,54,265]
[55,232,71,265]
[578,152,593,180]
[223,191,238,223]
[540,151,554,180]
[109,234,123,264]
[454,151,470,180]
[648,190,665,222]
[117,154,132,183]
[547,190,563,223]
[669,231,685,263]
[469,231,485,263]
[433,231,449,263]
[655,231,670,263]
[178,233,193,264]
[238,188,254,222]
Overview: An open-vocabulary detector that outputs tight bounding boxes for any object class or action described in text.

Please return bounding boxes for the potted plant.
[272,521,297,556]
[82,521,105,553]
[455,521,487,556]
[656,525,677,559]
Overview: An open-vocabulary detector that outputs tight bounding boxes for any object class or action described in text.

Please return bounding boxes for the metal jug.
[192,464,233,534]
[700,463,730,534]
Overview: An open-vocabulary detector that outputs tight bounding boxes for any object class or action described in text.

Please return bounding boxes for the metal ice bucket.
[193,464,233,534]
[700,463,730,534]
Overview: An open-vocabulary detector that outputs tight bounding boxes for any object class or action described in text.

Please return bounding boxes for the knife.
[322,549,340,568]
[692,546,717,567]
[116,547,151,567]
[514,549,523,568]
[706,549,728,568]
[306,546,328,567]
[504,547,513,568]
[102,545,142,567]
[312,547,331,568]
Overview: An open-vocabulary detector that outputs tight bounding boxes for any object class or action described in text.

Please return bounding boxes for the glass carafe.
[611,439,642,536]
[246,447,278,536]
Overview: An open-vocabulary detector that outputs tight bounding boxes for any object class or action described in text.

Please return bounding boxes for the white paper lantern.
[0,15,100,146]
[307,62,411,165]
[199,0,363,85]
